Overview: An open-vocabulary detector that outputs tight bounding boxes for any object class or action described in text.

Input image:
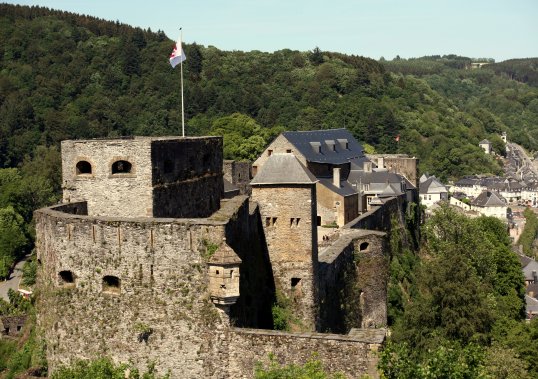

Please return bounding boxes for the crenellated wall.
[35,196,261,378]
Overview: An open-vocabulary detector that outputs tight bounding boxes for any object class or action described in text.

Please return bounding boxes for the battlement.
[61,136,223,219]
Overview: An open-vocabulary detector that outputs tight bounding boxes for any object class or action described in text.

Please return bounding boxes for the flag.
[169,37,186,68]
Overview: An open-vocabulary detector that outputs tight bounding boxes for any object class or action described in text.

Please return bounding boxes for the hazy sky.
[4,0,538,61]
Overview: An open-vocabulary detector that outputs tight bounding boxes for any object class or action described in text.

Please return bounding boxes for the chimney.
[363,161,372,173]
[533,270,537,283]
[378,157,385,169]
[333,167,341,187]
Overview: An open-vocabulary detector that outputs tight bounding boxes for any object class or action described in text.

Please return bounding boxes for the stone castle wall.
[61,137,223,219]
[151,138,223,218]
[228,328,384,379]
[35,196,252,378]
[61,138,154,218]
[318,230,387,332]
[223,160,252,196]
[368,154,419,188]
[251,184,318,330]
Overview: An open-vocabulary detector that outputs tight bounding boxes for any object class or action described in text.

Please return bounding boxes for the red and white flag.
[170,36,186,68]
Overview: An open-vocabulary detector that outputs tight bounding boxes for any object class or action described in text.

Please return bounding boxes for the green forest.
[1,3,538,378]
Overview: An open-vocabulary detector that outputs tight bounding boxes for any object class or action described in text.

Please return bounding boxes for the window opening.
[272,217,277,226]
[317,216,321,226]
[103,275,121,294]
[360,242,369,251]
[291,278,301,288]
[76,161,92,175]
[268,149,273,156]
[111,160,132,174]
[59,270,75,285]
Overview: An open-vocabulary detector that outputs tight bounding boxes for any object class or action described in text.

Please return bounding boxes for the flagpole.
[180,28,185,137]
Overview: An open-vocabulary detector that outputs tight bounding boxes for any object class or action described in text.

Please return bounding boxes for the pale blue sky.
[4,0,537,61]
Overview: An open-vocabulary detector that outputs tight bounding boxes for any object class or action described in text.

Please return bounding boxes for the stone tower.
[61,136,223,218]
[250,153,319,330]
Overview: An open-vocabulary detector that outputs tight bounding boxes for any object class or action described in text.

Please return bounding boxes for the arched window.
[58,270,75,287]
[76,161,92,175]
[359,242,370,251]
[103,275,121,294]
[111,160,132,174]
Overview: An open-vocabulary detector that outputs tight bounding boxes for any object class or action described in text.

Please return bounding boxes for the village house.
[419,174,448,208]
[479,139,492,154]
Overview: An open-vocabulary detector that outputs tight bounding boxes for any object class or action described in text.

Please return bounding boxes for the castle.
[34,132,417,378]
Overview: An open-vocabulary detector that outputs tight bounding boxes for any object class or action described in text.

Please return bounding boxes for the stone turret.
[208,241,242,306]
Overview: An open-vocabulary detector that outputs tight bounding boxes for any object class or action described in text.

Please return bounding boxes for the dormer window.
[111,160,132,174]
[76,161,92,175]
[310,142,322,154]
[325,140,336,152]
[337,139,349,150]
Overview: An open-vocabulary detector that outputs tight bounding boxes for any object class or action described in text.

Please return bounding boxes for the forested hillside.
[3,3,538,182]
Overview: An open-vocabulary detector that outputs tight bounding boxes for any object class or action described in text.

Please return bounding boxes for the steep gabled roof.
[479,139,491,145]
[318,179,357,197]
[471,191,506,207]
[251,154,317,185]
[379,183,403,197]
[282,129,364,164]
[419,177,447,195]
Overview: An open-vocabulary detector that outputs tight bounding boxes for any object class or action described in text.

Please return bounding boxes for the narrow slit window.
[265,217,271,227]
[272,217,277,226]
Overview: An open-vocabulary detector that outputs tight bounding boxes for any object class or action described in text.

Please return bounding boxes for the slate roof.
[250,154,317,185]
[318,179,357,197]
[282,129,364,164]
[522,259,538,282]
[419,176,447,195]
[471,191,506,207]
[525,295,538,315]
[379,183,403,197]
[347,170,404,187]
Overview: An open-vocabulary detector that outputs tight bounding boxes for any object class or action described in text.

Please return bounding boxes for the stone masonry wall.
[251,184,318,330]
[227,328,385,379]
[34,196,252,378]
[223,160,252,196]
[318,230,387,332]
[61,138,154,218]
[368,154,419,188]
[151,138,223,218]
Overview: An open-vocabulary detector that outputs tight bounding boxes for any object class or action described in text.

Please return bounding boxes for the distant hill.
[1,4,538,181]
[486,58,538,87]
